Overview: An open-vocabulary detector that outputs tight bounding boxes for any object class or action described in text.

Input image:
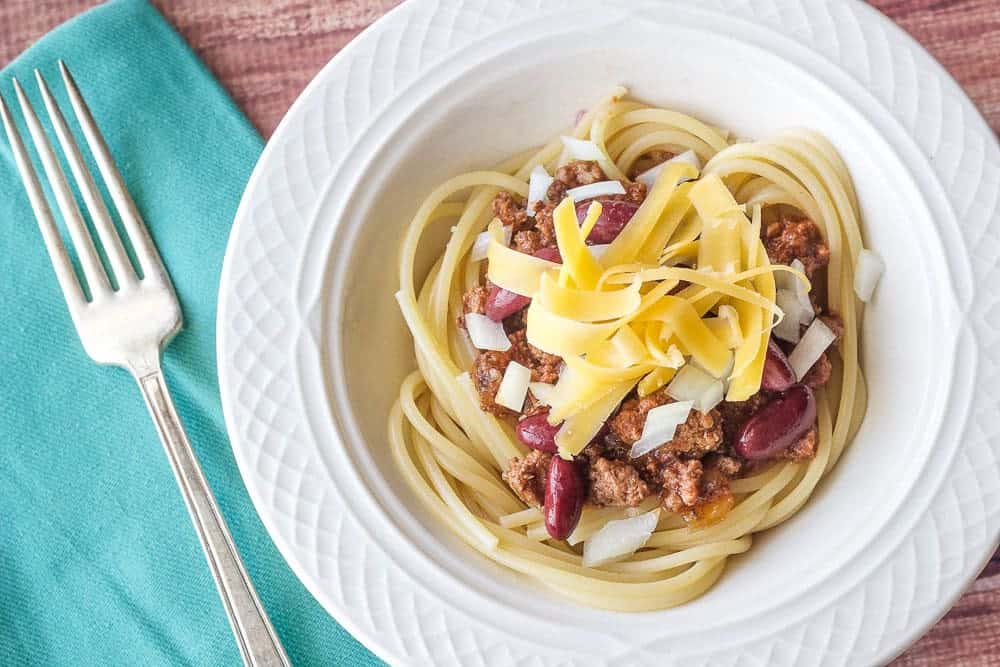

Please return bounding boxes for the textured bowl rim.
[217,1,1000,664]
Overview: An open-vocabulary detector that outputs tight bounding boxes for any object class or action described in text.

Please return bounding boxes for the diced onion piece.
[689,348,734,382]
[635,150,701,189]
[666,363,718,407]
[495,361,531,411]
[685,354,729,409]
[629,401,694,458]
[790,259,814,323]
[582,510,659,567]
[566,180,626,201]
[528,382,555,405]
[773,289,802,343]
[470,225,512,262]
[561,136,607,161]
[788,317,837,380]
[698,379,725,413]
[774,266,795,292]
[588,244,612,261]
[526,165,553,217]
[854,249,884,302]
[464,313,511,351]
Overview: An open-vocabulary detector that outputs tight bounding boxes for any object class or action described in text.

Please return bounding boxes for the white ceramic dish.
[217,1,1000,664]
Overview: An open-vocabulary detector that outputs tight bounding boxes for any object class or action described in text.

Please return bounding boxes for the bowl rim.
[217,1,1000,664]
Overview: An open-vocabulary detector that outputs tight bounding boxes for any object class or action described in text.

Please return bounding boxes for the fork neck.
[126,353,164,380]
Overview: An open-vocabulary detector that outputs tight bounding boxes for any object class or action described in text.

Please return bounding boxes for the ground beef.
[503,450,551,507]
[782,426,818,461]
[545,181,568,205]
[492,191,531,233]
[657,454,741,513]
[802,353,833,388]
[579,438,606,462]
[580,431,628,462]
[762,215,830,279]
[587,457,650,507]
[718,392,771,448]
[596,432,633,461]
[502,308,528,334]
[608,388,723,457]
[710,454,741,478]
[462,285,488,315]
[821,313,845,339]
[472,349,514,416]
[532,202,559,248]
[508,329,562,384]
[627,149,674,179]
[620,181,647,204]
[458,285,488,329]
[521,390,548,417]
[472,329,561,413]
[552,159,605,191]
[658,457,703,512]
[512,229,543,255]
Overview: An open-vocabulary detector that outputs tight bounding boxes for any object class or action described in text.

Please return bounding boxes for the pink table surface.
[2,1,999,664]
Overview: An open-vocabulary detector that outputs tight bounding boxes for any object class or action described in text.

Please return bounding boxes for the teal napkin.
[0,1,381,664]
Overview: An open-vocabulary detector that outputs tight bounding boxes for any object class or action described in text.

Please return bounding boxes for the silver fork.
[0,63,290,667]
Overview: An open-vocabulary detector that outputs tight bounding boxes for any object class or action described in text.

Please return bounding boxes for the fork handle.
[136,369,291,667]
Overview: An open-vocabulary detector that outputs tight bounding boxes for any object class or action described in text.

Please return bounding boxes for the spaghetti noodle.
[390,89,869,610]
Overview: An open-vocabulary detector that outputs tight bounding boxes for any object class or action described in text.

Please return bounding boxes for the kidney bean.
[533,246,562,263]
[735,385,816,461]
[484,248,561,320]
[544,455,584,540]
[761,339,796,392]
[485,285,530,321]
[516,411,561,453]
[575,199,639,244]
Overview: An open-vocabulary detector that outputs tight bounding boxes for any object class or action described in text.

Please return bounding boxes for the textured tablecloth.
[1,1,997,665]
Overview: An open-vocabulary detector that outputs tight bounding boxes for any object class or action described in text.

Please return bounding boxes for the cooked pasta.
[390,88,870,610]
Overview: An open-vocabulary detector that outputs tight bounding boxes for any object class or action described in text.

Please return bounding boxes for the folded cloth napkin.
[0,1,380,664]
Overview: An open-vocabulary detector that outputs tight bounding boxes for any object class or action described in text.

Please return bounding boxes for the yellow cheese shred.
[555,379,638,458]
[639,296,731,377]
[601,162,698,267]
[486,219,558,295]
[638,366,677,397]
[536,272,642,322]
[553,198,603,290]
[691,175,745,275]
[726,205,776,400]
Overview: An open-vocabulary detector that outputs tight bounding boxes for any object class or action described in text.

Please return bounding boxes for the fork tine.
[35,69,136,287]
[13,76,111,297]
[0,90,86,310]
[59,61,166,282]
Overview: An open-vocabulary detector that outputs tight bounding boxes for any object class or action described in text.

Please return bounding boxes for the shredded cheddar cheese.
[480,165,795,457]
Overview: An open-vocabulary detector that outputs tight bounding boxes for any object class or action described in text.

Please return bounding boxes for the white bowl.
[217,1,1000,664]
